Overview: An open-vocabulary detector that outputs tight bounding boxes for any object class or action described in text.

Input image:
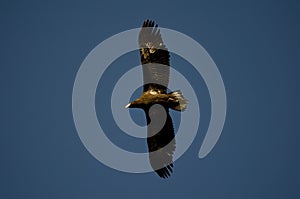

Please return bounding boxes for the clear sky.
[1,0,299,198]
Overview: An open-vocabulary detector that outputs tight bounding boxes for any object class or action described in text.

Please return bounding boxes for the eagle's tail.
[169,90,188,111]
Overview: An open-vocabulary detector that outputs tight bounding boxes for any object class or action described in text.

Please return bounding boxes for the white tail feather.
[169,90,188,111]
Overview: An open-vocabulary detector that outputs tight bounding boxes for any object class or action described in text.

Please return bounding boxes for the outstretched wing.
[146,105,176,178]
[139,20,170,93]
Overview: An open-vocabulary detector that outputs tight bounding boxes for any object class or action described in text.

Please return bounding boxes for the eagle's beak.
[125,103,131,108]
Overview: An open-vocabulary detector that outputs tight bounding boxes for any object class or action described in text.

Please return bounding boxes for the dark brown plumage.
[125,20,188,178]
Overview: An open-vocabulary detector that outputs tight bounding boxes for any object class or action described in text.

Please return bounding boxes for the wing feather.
[139,20,170,93]
[146,105,175,178]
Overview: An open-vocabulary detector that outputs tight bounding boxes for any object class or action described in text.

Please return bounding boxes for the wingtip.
[155,164,174,179]
[143,19,157,27]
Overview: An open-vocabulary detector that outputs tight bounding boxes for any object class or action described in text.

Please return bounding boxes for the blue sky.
[1,0,299,198]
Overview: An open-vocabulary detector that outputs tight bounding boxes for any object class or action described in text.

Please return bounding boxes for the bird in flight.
[125,20,188,178]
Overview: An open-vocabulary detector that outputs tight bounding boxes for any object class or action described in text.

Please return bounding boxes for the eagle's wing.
[146,105,176,178]
[139,20,170,93]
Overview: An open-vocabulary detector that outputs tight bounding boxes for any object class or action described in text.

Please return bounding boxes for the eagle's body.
[126,20,188,178]
[125,90,186,111]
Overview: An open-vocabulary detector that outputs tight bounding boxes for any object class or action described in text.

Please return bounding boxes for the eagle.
[125,20,188,178]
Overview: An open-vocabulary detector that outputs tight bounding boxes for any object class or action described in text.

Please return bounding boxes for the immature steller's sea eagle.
[125,20,188,178]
